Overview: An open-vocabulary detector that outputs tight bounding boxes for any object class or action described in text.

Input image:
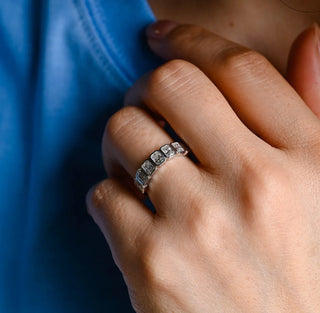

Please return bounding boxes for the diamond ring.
[134,142,189,194]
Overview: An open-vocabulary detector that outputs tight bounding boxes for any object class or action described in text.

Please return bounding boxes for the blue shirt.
[0,0,160,312]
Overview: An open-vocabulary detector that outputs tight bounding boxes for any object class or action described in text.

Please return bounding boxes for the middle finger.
[125,60,268,171]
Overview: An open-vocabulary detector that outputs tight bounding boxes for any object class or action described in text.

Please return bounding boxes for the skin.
[147,0,320,73]
[87,1,320,312]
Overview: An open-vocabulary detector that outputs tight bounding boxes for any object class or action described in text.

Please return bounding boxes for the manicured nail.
[146,20,179,40]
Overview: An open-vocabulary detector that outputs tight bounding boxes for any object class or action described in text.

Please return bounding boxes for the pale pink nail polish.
[146,20,179,40]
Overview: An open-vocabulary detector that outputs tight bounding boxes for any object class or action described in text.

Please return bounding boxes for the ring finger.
[103,105,204,217]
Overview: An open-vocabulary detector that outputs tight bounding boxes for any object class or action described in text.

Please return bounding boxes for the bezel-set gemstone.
[160,144,176,158]
[171,142,185,154]
[135,169,149,187]
[150,150,166,166]
[141,159,156,176]
[135,142,189,194]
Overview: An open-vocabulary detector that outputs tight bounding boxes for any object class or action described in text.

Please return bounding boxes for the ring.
[134,142,189,194]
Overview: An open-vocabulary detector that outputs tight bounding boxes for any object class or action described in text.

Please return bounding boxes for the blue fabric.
[0,0,161,312]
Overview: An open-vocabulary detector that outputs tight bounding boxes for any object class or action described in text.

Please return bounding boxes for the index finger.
[146,21,320,151]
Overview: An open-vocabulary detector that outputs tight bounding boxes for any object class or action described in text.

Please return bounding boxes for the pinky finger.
[86,178,154,269]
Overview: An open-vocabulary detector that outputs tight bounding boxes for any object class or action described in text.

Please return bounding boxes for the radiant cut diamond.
[141,159,156,175]
[160,144,176,158]
[171,142,185,154]
[150,150,166,166]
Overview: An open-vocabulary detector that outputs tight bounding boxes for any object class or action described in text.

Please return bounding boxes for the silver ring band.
[134,142,189,194]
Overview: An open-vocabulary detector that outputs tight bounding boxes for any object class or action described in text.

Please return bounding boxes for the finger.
[103,105,202,216]
[86,178,153,269]
[145,21,320,150]
[287,23,320,119]
[125,60,268,171]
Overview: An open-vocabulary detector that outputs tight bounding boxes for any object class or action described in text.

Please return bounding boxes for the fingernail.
[146,20,179,40]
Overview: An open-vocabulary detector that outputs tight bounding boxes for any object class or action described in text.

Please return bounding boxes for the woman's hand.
[87,22,320,312]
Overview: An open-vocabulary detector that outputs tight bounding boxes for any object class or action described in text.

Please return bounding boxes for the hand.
[87,22,320,312]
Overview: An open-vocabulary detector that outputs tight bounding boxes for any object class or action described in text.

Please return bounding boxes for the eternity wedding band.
[134,142,189,194]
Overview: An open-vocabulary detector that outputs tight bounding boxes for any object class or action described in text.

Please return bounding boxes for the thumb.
[287,23,320,118]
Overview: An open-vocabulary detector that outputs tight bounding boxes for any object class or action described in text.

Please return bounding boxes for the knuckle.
[236,156,300,237]
[181,185,236,253]
[238,155,289,214]
[243,160,276,192]
[147,59,199,98]
[211,212,237,251]
[88,179,122,216]
[137,238,173,290]
[216,46,270,77]
[188,204,235,252]
[105,106,145,142]
[185,200,211,235]
[88,179,112,215]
